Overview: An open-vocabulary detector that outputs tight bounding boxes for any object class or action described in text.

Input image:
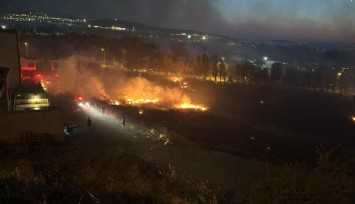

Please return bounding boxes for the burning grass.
[108,98,208,111]
[177,103,208,111]
[106,77,208,111]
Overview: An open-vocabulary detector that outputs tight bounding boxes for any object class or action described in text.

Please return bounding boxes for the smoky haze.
[223,0,355,42]
[3,0,355,42]
[55,55,109,99]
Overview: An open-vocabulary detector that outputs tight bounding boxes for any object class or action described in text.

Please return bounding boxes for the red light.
[75,96,84,102]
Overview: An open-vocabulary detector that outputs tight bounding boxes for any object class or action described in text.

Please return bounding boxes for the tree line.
[22,34,355,94]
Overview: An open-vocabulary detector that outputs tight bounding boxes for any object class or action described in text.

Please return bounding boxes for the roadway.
[54,96,273,197]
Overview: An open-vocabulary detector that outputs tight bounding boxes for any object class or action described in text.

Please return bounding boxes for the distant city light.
[202,36,207,40]
[263,57,268,61]
[187,35,191,39]
[1,25,6,29]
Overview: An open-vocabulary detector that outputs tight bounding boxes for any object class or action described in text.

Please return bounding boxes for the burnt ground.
[104,73,355,165]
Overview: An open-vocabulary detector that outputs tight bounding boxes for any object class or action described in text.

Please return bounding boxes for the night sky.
[1,0,355,42]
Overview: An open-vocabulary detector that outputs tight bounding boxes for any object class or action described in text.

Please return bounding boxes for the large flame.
[46,56,207,112]
[109,77,207,111]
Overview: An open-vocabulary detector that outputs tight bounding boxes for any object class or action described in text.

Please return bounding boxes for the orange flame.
[126,98,159,105]
[169,76,183,83]
[177,103,208,111]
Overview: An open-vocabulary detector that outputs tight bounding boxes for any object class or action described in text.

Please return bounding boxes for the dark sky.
[2,0,355,42]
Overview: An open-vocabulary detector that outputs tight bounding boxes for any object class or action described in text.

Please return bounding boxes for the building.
[20,57,38,82]
[0,30,22,90]
[20,57,61,85]
[0,29,64,145]
[0,67,11,112]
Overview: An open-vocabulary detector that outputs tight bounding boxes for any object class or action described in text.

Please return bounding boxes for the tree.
[261,68,269,83]
[270,62,283,81]
[338,69,354,96]
[155,53,174,75]
[218,61,227,82]
[123,37,157,72]
[235,63,243,83]
[324,68,337,93]
[192,54,203,78]
[211,59,219,82]
[170,42,190,62]
[240,60,257,84]
[174,56,189,75]
[192,53,211,79]
[201,53,210,80]
[161,53,174,74]
[284,68,300,86]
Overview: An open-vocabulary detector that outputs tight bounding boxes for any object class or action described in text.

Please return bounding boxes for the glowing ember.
[178,103,207,111]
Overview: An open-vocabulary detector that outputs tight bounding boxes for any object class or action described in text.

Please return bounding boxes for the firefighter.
[87,117,92,127]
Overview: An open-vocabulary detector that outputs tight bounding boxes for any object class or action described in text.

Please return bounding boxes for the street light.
[24,42,29,57]
[101,48,106,69]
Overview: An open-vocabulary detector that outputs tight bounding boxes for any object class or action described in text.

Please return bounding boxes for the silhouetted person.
[87,117,92,127]
[122,116,126,126]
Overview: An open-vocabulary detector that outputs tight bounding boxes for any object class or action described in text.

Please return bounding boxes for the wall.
[0,30,22,90]
[0,77,11,112]
[0,109,64,144]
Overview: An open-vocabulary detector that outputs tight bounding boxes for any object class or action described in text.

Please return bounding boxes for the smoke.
[54,55,193,109]
[5,0,354,42]
[55,55,109,99]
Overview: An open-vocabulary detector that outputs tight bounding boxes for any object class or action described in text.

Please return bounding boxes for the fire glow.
[169,76,183,83]
[110,97,208,111]
[178,103,207,111]
[113,77,207,111]
[51,56,207,112]
[126,98,159,105]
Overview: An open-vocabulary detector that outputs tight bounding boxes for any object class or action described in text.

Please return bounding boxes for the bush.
[248,146,355,204]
